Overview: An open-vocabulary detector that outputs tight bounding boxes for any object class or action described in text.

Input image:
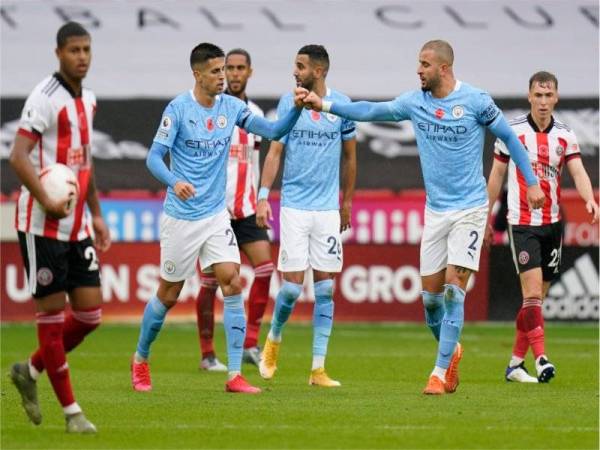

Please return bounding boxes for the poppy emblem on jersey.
[216,115,227,128]
[326,113,338,122]
[452,105,464,119]
[539,144,549,157]
[555,145,564,156]
[163,260,176,274]
[435,108,445,119]
[37,268,53,286]
[518,251,530,265]
[310,110,321,121]
[206,117,214,132]
[161,116,172,130]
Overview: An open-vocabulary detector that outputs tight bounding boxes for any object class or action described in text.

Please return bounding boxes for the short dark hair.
[529,71,558,90]
[190,43,224,68]
[226,48,251,66]
[56,22,89,48]
[298,44,330,72]
[421,40,454,65]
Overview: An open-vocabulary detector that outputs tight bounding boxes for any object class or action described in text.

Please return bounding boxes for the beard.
[420,76,439,93]
[296,77,314,91]
[227,82,247,96]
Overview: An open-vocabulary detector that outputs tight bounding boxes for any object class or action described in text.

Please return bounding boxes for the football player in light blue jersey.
[303,40,546,395]
[130,42,308,394]
[256,45,357,387]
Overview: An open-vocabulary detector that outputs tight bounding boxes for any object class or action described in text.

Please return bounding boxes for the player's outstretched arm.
[488,115,545,209]
[566,157,599,224]
[146,142,195,200]
[303,92,396,122]
[243,88,307,140]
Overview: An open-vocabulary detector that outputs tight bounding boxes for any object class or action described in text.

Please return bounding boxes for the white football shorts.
[278,207,343,273]
[159,209,240,282]
[420,203,488,276]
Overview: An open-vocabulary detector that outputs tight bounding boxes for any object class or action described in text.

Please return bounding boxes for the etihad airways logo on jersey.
[416,122,467,134]
[417,122,468,143]
[185,136,231,151]
[290,130,340,140]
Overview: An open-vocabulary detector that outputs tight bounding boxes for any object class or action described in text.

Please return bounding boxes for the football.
[39,163,79,214]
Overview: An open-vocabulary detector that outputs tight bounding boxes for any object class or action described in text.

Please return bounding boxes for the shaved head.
[421,40,454,66]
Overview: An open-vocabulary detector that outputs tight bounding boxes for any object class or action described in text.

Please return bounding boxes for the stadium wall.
[1,193,597,322]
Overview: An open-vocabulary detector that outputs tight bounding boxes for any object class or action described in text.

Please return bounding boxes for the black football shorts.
[18,231,101,298]
[231,214,269,246]
[508,221,563,282]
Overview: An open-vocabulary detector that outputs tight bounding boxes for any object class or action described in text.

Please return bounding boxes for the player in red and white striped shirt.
[8,22,110,433]
[195,49,274,371]
[486,71,598,384]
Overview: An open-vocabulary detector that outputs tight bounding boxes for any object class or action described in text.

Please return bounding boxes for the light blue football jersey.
[153,91,253,220]
[389,81,500,212]
[278,88,356,210]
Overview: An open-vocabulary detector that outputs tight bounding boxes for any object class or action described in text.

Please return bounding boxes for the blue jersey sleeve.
[275,95,292,144]
[146,141,179,188]
[475,92,501,126]
[153,102,179,147]
[236,93,300,142]
[341,117,357,141]
[330,100,397,122]
[388,92,413,121]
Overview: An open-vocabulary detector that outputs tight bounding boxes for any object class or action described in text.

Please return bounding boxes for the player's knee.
[280,281,302,306]
[227,275,243,295]
[314,279,334,304]
[422,291,444,310]
[522,285,543,301]
[446,266,471,289]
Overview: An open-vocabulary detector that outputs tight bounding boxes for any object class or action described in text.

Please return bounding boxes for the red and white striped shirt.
[226,99,263,219]
[494,114,581,226]
[15,73,96,241]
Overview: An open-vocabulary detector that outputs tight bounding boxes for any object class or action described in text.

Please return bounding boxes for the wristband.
[321,100,333,113]
[258,187,270,201]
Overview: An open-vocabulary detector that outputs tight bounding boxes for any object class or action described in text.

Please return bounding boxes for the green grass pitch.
[1,322,598,449]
